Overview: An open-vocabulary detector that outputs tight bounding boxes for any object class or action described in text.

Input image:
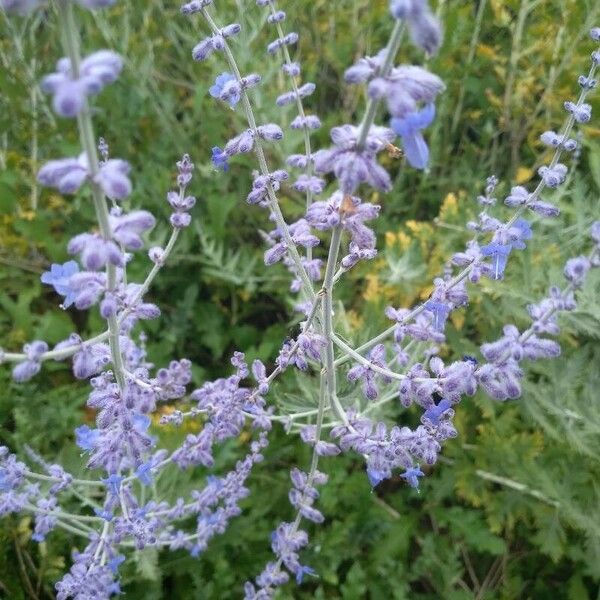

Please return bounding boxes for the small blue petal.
[211,146,229,171]
[401,132,430,170]
[75,425,100,452]
[295,565,317,585]
[366,467,387,488]
[135,462,153,486]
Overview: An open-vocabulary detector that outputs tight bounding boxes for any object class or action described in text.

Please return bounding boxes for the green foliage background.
[1,0,600,598]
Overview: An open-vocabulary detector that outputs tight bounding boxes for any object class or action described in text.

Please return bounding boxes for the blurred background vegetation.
[1,0,600,598]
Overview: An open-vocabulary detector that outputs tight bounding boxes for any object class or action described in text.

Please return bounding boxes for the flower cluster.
[1,0,599,598]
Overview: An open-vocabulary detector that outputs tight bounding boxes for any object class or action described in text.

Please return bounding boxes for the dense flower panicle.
[41,51,123,117]
[3,1,600,597]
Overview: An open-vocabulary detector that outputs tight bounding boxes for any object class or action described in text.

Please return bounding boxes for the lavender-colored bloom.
[41,261,80,308]
[364,63,444,118]
[37,154,89,194]
[68,233,124,271]
[276,82,315,106]
[480,243,512,280]
[422,398,453,426]
[38,153,131,199]
[564,256,591,286]
[366,467,387,488]
[391,103,435,169]
[110,210,156,249]
[225,129,256,156]
[257,124,284,141]
[211,146,229,171]
[538,163,568,188]
[347,344,391,400]
[55,544,121,600]
[291,115,321,130]
[390,0,442,56]
[505,188,557,220]
[53,334,111,378]
[95,159,132,200]
[423,300,451,332]
[314,125,394,193]
[293,175,325,195]
[75,425,100,452]
[564,101,592,123]
[32,497,58,542]
[282,62,301,77]
[401,466,424,489]
[12,341,48,382]
[341,242,377,270]
[41,50,123,118]
[67,271,108,309]
[135,462,153,486]
[210,72,241,107]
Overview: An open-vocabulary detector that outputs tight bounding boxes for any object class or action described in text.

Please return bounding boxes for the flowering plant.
[1,0,599,597]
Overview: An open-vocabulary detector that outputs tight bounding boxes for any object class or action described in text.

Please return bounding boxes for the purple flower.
[102,474,123,496]
[347,344,391,400]
[135,462,153,486]
[41,50,123,118]
[295,565,316,585]
[75,425,100,452]
[401,466,424,489]
[367,64,444,118]
[37,154,89,194]
[390,103,435,169]
[366,467,388,488]
[390,1,442,56]
[38,154,131,199]
[12,341,48,382]
[313,125,395,193]
[41,261,80,308]
[480,243,512,280]
[94,160,131,200]
[422,398,453,426]
[564,256,591,287]
[564,101,592,123]
[109,210,156,249]
[68,233,124,271]
[538,163,568,188]
[210,72,241,107]
[423,300,451,332]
